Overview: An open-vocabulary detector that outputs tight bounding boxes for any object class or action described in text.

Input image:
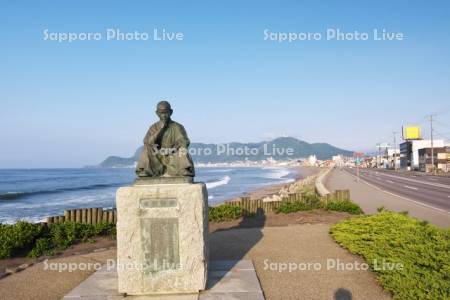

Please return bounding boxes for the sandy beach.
[231,166,320,201]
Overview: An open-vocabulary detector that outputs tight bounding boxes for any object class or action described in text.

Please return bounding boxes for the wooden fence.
[46,207,117,225]
[226,189,350,215]
[42,189,350,226]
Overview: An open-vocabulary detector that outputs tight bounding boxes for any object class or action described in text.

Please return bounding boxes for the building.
[418,147,450,172]
[332,155,345,167]
[385,148,400,169]
[307,155,317,166]
[399,139,445,170]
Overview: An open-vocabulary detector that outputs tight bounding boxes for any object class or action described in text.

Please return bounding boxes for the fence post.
[107,211,113,223]
[92,208,97,224]
[81,209,86,224]
[97,208,103,223]
[243,197,249,216]
[87,209,92,225]
[64,210,70,222]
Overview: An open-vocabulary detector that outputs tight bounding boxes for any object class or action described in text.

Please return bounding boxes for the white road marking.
[386,180,394,184]
[363,170,450,189]
[404,185,418,190]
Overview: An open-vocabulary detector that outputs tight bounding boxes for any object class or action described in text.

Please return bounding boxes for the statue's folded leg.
[135,147,150,176]
[166,151,195,177]
[148,151,165,176]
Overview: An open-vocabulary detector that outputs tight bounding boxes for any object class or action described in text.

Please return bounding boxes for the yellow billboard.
[402,126,422,140]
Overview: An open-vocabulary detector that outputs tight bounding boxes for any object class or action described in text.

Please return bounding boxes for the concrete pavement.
[325,168,450,227]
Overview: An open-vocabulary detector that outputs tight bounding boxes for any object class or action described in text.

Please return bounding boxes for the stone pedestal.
[116,182,209,295]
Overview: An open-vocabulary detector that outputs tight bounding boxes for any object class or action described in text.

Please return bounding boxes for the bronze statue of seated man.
[135,101,195,179]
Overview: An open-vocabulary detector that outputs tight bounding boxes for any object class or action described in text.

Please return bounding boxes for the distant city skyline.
[1,1,449,168]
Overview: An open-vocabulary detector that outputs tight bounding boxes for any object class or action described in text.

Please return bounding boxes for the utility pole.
[376,143,381,168]
[393,132,398,171]
[428,115,436,174]
[378,145,381,168]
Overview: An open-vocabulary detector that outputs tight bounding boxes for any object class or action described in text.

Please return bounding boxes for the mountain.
[97,137,353,167]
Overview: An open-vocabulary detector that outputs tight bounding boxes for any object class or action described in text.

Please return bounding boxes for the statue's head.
[156,101,173,122]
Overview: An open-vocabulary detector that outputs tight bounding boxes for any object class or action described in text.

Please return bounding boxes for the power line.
[434,119,450,129]
[431,105,450,116]
[434,130,450,141]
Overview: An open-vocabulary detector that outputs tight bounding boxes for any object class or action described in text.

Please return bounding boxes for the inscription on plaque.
[140,198,177,208]
[140,218,180,272]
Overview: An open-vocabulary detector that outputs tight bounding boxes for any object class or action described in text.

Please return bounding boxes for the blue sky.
[1,1,449,168]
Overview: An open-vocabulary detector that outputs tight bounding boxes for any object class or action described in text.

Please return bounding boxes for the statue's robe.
[136,120,195,177]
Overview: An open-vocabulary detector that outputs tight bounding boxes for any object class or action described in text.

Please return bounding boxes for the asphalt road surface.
[345,168,450,213]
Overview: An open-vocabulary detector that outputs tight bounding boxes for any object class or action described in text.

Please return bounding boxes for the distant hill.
[97,137,353,168]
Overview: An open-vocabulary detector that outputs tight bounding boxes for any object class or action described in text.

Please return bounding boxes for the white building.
[307,155,317,166]
[400,139,445,170]
[332,155,345,167]
[385,148,400,169]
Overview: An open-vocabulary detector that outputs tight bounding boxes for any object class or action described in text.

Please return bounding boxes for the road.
[345,168,450,213]
[325,168,450,227]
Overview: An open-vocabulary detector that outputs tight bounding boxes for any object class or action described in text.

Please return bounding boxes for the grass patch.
[208,204,243,222]
[330,212,450,299]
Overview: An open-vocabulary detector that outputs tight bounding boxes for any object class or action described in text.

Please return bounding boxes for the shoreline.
[0,166,319,223]
[223,166,320,203]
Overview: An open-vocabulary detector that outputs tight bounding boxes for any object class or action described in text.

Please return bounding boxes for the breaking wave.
[0,182,126,200]
[205,175,231,189]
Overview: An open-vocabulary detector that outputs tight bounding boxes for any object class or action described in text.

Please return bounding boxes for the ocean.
[0,167,302,224]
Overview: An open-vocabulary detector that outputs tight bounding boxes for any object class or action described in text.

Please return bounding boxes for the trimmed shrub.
[331,212,450,299]
[0,220,117,259]
[276,200,317,213]
[323,199,363,215]
[0,221,43,258]
[209,204,243,222]
[28,238,53,258]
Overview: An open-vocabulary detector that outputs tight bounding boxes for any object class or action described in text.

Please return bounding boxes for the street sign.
[353,152,364,158]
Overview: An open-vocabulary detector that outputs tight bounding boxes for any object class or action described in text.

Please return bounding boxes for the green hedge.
[276,194,363,215]
[0,221,116,259]
[208,204,243,222]
[0,221,43,258]
[330,212,450,299]
[323,199,363,215]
